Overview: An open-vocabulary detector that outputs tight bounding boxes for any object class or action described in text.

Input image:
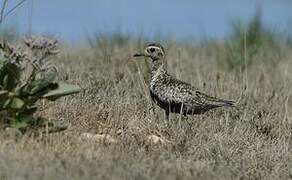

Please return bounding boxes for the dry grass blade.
[0,0,27,24]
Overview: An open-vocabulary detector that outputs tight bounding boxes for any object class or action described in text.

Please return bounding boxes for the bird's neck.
[151,59,167,79]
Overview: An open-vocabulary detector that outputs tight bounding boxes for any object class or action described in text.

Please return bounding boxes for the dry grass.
[1,41,292,180]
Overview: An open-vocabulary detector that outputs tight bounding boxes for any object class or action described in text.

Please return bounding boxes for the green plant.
[0,36,80,130]
[218,9,282,70]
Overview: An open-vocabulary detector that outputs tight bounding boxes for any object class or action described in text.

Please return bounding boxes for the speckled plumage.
[134,43,235,122]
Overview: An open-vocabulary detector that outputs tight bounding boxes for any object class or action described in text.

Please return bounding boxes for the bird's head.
[133,43,165,61]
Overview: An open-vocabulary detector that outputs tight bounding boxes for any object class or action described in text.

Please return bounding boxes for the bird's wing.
[159,76,197,103]
[155,75,234,107]
[163,76,234,106]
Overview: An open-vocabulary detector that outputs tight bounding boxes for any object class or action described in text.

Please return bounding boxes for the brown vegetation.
[1,39,292,179]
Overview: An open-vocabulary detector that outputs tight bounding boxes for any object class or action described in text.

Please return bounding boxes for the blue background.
[1,0,292,42]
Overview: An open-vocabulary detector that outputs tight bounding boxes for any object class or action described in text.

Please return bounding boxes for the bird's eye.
[149,48,155,53]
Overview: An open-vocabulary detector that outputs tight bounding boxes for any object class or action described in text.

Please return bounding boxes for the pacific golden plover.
[133,43,235,122]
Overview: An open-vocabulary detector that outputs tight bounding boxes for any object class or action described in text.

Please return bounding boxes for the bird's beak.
[133,53,147,58]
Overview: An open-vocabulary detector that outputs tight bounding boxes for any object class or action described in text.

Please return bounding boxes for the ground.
[1,42,292,180]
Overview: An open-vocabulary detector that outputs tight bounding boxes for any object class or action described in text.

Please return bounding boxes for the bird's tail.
[217,99,235,107]
[195,91,236,107]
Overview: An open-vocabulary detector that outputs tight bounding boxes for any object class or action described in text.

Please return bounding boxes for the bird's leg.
[164,109,170,124]
[179,103,185,126]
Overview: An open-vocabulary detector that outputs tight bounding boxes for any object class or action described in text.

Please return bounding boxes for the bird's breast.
[150,71,160,93]
[149,87,166,108]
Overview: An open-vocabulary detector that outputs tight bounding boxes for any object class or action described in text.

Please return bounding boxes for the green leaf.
[10,115,35,129]
[42,82,81,100]
[3,74,9,88]
[30,78,57,95]
[9,97,25,109]
[15,83,27,96]
[0,62,20,90]
[3,98,12,108]
[10,121,28,129]
[0,90,8,96]
[0,90,9,108]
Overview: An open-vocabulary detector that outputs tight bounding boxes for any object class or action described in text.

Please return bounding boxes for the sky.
[1,0,292,43]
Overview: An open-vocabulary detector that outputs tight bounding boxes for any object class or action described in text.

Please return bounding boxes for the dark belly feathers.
[150,89,211,115]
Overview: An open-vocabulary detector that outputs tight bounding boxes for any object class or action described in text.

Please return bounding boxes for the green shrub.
[0,36,80,131]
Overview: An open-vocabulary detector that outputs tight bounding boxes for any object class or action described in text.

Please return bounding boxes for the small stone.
[80,132,95,139]
[145,135,167,145]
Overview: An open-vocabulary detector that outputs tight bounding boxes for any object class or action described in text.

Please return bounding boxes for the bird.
[133,43,235,122]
